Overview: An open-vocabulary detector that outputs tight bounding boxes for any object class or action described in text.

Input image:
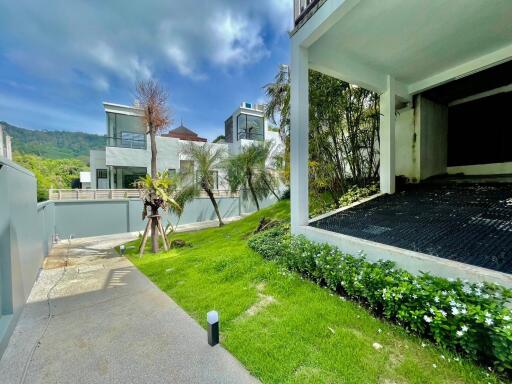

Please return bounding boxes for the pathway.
[0,234,258,384]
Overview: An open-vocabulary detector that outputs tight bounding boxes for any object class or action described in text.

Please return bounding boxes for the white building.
[90,102,283,189]
[290,0,512,285]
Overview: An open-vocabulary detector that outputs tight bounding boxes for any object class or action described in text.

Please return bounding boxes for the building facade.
[289,0,512,284]
[90,101,283,190]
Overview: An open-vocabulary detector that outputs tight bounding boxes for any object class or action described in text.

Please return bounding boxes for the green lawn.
[126,200,500,384]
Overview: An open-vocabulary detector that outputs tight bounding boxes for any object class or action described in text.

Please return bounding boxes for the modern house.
[290,0,512,285]
[0,125,12,161]
[89,101,283,190]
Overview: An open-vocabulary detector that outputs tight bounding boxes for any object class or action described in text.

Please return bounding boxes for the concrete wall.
[0,159,55,358]
[52,196,245,239]
[418,96,448,180]
[395,107,418,181]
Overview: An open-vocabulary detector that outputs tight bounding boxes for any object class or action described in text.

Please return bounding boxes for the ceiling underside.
[310,0,512,88]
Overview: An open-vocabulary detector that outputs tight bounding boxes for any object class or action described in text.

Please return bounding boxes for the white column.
[379,75,396,194]
[290,43,309,231]
[0,126,4,158]
[5,136,12,160]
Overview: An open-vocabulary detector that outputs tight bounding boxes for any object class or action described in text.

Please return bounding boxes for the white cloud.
[0,0,293,86]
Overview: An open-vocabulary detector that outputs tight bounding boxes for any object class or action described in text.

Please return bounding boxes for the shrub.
[249,226,512,375]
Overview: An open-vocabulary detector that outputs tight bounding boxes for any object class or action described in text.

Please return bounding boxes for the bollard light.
[119,244,126,255]
[207,310,219,346]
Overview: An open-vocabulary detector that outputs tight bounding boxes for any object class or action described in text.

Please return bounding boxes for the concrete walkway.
[0,234,258,384]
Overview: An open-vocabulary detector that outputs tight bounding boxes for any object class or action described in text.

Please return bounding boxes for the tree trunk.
[149,127,159,253]
[247,171,260,211]
[206,188,224,226]
[262,176,280,200]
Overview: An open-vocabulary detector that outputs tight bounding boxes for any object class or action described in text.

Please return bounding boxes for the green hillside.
[1,121,105,162]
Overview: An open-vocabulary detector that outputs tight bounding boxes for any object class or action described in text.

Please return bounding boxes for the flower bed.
[248,226,512,375]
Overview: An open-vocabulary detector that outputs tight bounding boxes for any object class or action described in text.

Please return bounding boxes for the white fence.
[49,188,239,201]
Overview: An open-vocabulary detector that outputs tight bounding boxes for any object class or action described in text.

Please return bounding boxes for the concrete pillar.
[290,43,309,231]
[5,136,12,161]
[0,126,4,158]
[379,75,396,194]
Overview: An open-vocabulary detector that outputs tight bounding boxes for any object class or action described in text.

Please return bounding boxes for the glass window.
[167,169,176,177]
[237,113,264,141]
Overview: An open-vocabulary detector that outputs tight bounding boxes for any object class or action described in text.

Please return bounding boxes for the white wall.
[89,150,106,189]
[418,96,448,180]
[395,107,418,181]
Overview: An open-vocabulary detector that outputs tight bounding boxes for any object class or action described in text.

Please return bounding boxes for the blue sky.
[0,0,292,141]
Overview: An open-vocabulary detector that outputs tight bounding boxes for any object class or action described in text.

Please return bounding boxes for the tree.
[135,171,195,254]
[181,142,226,226]
[264,65,380,205]
[225,142,280,211]
[212,135,226,143]
[135,79,171,252]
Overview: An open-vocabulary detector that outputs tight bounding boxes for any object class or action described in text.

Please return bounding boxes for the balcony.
[293,0,323,29]
[107,134,146,150]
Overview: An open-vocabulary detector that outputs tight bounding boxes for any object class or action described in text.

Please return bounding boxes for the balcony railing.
[107,135,147,150]
[294,0,321,27]
[49,189,239,201]
[238,132,264,141]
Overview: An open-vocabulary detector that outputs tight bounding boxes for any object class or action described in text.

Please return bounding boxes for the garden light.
[207,310,219,346]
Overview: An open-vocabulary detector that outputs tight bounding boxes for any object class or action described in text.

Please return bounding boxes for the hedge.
[248,225,512,375]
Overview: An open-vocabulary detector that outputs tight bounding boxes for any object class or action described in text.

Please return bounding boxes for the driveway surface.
[0,234,258,384]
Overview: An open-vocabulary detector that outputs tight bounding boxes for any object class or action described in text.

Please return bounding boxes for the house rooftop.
[163,122,207,142]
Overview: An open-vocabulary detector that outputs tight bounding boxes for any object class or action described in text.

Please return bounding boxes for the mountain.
[1,121,106,162]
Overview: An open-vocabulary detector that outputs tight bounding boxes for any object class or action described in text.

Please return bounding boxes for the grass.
[126,200,501,383]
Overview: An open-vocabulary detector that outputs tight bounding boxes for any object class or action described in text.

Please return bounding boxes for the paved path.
[0,234,258,384]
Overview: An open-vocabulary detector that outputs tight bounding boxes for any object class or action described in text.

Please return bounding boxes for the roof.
[168,124,198,137]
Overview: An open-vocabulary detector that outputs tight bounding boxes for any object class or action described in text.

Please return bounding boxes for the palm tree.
[225,142,280,211]
[135,170,195,253]
[181,142,226,226]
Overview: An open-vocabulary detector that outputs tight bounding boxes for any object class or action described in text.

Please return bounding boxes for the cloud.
[0,0,293,87]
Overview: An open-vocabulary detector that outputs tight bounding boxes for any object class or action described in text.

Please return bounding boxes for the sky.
[0,0,292,141]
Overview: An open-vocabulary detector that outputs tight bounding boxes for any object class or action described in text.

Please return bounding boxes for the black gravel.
[310,184,512,273]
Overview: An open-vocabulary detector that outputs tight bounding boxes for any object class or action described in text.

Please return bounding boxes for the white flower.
[432,364,437,368]
[462,286,472,294]
[456,330,464,337]
[440,310,447,317]
[460,308,467,315]
[421,342,427,348]
[377,328,382,333]
[485,317,494,326]
[412,294,417,299]
[440,355,445,359]
[424,315,433,323]
[503,315,511,321]
[461,325,469,332]
[449,300,457,307]
[482,293,490,299]
[474,288,482,296]
[476,282,484,288]
[484,312,492,318]
[429,308,435,314]
[454,357,460,362]
[441,290,448,296]
[451,307,460,316]
[434,296,440,303]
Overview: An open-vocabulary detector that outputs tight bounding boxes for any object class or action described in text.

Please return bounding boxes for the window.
[167,169,176,177]
[224,116,233,143]
[237,113,264,141]
[120,132,145,149]
[96,169,108,179]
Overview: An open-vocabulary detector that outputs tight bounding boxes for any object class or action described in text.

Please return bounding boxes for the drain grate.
[310,183,512,274]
